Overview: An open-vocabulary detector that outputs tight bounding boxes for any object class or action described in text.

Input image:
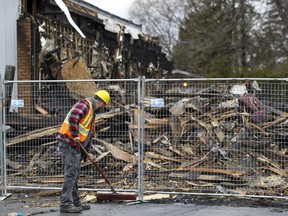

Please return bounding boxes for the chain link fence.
[142,78,288,198]
[1,78,288,200]
[3,79,140,194]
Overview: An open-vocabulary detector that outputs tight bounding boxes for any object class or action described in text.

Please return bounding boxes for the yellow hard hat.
[95,90,110,105]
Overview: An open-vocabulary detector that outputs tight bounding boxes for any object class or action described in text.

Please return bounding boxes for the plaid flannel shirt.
[57,99,91,148]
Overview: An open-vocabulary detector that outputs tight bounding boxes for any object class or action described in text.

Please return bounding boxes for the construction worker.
[57,90,110,213]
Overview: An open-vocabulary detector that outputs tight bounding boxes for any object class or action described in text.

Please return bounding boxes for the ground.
[1,190,288,216]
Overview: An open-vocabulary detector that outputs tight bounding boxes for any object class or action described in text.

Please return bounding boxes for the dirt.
[152,194,288,210]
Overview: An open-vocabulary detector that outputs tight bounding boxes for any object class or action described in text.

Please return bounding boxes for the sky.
[83,0,134,19]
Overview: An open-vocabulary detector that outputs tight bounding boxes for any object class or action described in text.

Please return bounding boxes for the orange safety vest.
[59,99,95,142]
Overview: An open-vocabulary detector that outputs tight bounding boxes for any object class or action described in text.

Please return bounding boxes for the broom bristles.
[96,193,137,201]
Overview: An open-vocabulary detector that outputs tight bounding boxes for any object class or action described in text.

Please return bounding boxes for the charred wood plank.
[6,125,60,147]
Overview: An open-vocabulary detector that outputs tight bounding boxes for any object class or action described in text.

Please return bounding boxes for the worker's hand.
[74,137,81,146]
[87,153,94,162]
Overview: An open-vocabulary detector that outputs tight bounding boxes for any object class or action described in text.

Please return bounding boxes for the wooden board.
[61,57,99,98]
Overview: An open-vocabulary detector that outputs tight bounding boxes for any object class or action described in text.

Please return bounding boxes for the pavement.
[1,191,288,216]
[2,200,288,216]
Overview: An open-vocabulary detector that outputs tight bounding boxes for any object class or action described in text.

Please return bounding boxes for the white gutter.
[54,0,86,38]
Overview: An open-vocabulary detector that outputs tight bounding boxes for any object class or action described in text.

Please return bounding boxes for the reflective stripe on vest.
[59,100,94,142]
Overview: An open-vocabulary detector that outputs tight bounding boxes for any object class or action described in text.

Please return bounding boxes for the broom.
[78,142,137,201]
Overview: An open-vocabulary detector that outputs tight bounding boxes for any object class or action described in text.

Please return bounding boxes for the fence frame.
[2,77,288,201]
[141,77,288,200]
[0,75,10,200]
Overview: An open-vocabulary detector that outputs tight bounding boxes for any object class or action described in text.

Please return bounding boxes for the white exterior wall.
[0,0,20,78]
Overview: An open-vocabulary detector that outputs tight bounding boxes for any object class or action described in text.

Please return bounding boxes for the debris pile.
[5,82,288,196]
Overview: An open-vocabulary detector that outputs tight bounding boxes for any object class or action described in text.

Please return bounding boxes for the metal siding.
[0,0,19,78]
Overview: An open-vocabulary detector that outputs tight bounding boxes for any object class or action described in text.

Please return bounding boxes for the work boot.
[74,202,91,210]
[60,205,83,213]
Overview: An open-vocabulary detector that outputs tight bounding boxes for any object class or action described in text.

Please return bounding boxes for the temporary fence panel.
[142,78,288,198]
[3,77,288,199]
[4,79,140,194]
[0,75,7,198]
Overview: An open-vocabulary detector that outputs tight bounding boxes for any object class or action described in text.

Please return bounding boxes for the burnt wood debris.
[5,80,288,195]
[3,0,288,196]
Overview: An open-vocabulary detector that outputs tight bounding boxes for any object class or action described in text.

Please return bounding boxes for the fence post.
[137,77,145,202]
[0,75,8,200]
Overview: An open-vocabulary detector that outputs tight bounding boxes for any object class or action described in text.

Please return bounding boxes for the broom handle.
[78,142,116,193]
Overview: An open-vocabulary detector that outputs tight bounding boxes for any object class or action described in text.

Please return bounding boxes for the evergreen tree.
[257,0,288,77]
[129,0,288,78]
[173,0,258,77]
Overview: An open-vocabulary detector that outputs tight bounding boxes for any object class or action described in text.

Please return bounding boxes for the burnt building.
[18,0,172,82]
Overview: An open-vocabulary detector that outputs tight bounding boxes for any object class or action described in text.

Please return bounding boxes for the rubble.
[5,81,288,196]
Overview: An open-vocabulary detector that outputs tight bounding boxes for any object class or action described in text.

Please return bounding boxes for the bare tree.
[128,0,187,59]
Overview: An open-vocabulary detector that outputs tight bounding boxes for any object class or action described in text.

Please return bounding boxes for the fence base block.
[0,193,12,201]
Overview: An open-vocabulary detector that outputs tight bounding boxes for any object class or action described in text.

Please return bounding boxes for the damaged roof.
[58,0,143,39]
